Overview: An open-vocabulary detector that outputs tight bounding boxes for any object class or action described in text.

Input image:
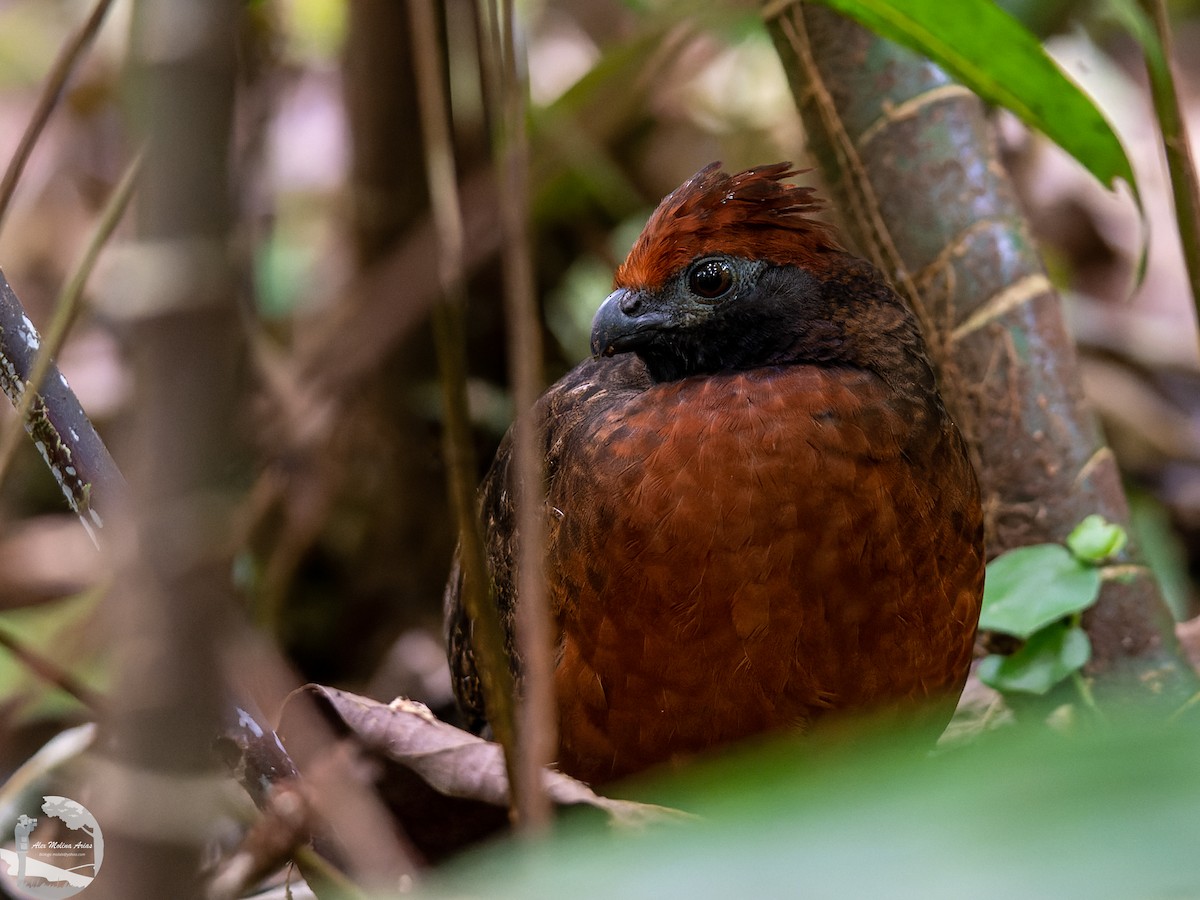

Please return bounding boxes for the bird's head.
[591,162,916,383]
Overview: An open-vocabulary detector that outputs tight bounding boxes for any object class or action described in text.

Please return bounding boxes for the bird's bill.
[590,287,675,357]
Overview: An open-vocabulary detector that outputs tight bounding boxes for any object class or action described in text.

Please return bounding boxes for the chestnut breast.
[544,362,982,784]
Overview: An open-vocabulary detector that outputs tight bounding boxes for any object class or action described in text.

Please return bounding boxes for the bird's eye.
[686,258,735,300]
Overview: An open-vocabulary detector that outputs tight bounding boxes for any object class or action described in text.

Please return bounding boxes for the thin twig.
[484,0,554,832]
[1137,0,1200,355]
[0,624,105,712]
[406,0,521,813]
[0,149,141,511]
[293,844,372,900]
[1167,688,1200,722]
[0,0,117,239]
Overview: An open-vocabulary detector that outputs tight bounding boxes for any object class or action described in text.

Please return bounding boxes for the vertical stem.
[406,0,521,814]
[1140,0,1200,350]
[768,4,1192,694]
[94,1,240,894]
[486,0,554,831]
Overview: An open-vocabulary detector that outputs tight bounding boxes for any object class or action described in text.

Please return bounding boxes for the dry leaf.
[278,684,684,861]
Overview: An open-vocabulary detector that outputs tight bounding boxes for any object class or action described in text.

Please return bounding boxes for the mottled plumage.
[445,163,984,785]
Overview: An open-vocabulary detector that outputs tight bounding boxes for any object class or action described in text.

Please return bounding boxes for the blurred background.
[0,0,1197,817]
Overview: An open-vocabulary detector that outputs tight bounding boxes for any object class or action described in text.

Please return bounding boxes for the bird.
[444,162,985,786]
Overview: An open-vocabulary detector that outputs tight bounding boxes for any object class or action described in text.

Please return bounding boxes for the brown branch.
[221,634,420,890]
[0,624,105,712]
[406,0,521,816]
[477,0,554,832]
[1138,0,1200,355]
[0,0,117,237]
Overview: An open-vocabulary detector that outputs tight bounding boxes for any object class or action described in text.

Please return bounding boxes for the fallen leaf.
[278,685,685,862]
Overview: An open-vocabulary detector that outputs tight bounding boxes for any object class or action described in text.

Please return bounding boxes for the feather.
[615,162,843,290]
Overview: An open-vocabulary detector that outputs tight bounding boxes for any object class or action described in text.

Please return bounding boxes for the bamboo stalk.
[767,3,1194,696]
[407,0,522,815]
[476,0,555,833]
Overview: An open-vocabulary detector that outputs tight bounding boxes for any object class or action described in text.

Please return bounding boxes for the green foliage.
[978,516,1128,697]
[1128,491,1192,620]
[255,224,315,320]
[978,544,1100,639]
[282,0,346,61]
[422,715,1200,898]
[1067,513,1129,563]
[977,621,1091,695]
[0,591,104,725]
[805,0,1137,195]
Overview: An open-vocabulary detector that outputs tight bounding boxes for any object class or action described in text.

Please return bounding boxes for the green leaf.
[1128,491,1191,620]
[804,0,1136,194]
[1067,514,1128,563]
[978,622,1092,695]
[979,544,1101,638]
[426,715,1200,899]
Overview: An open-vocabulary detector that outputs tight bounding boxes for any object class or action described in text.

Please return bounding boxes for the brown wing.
[443,354,652,735]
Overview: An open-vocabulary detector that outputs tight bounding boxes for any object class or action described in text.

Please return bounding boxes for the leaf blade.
[803,0,1136,193]
[978,622,1092,695]
[1067,514,1128,563]
[979,543,1101,638]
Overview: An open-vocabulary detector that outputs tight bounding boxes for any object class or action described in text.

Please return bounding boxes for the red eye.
[687,258,735,300]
